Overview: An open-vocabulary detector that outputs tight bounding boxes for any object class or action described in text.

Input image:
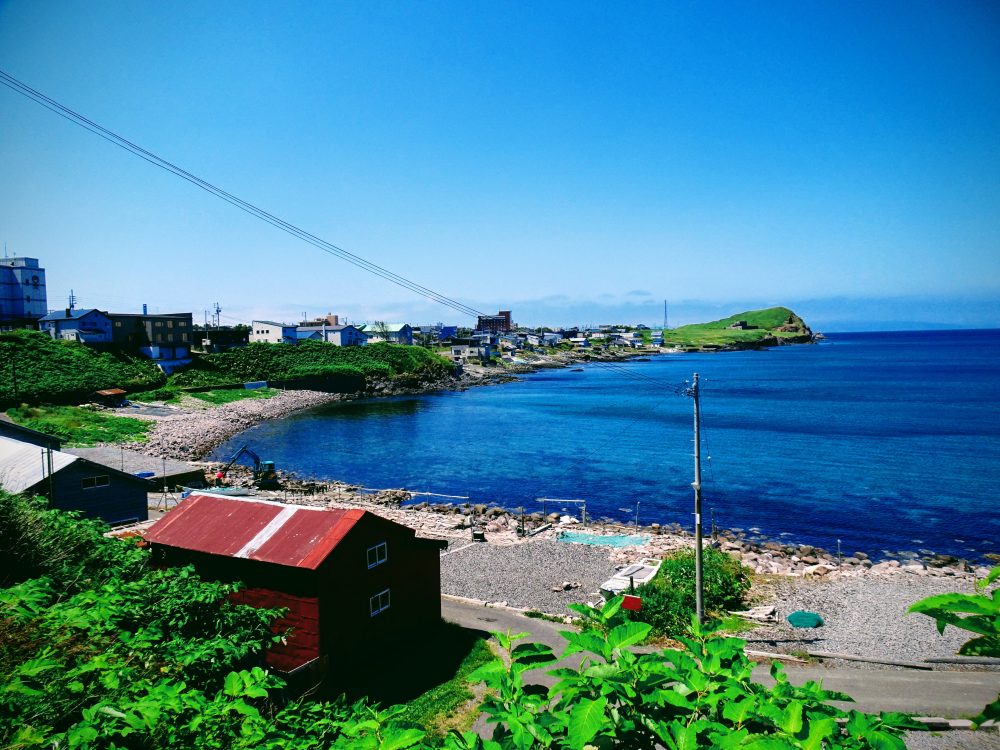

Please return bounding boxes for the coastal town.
[2,253,998,748]
[3,3,999,746]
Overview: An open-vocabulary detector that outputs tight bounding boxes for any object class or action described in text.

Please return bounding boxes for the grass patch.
[129,387,178,402]
[524,609,568,624]
[6,405,153,446]
[396,637,494,737]
[187,387,279,405]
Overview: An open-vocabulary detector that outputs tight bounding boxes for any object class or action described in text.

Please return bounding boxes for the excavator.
[218,444,280,489]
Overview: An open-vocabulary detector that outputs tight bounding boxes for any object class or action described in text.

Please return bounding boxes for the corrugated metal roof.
[143,494,365,569]
[0,435,78,493]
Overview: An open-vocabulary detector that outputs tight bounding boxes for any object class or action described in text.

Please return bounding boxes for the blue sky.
[1,1,998,330]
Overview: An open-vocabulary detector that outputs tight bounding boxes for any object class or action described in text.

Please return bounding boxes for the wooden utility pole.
[691,373,704,623]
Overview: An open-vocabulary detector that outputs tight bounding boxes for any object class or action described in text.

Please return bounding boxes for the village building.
[0,434,149,523]
[142,494,446,685]
[39,308,114,342]
[250,320,298,344]
[362,323,413,345]
[295,324,368,346]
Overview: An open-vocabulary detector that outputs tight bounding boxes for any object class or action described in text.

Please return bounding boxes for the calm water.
[212,330,1000,562]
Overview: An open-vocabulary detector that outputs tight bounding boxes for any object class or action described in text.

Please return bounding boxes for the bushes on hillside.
[0,331,164,407]
[170,341,454,388]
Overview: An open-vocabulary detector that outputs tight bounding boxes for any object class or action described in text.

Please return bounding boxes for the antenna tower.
[68,290,77,311]
[663,300,669,330]
[213,302,221,328]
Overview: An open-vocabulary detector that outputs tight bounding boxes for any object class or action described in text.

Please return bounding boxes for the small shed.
[94,388,128,407]
[0,435,149,523]
[143,494,446,683]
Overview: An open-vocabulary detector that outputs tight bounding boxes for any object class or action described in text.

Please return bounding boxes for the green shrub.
[0,331,164,407]
[169,341,453,389]
[129,387,177,401]
[631,547,752,637]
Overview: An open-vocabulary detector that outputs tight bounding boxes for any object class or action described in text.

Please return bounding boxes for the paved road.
[441,596,1000,719]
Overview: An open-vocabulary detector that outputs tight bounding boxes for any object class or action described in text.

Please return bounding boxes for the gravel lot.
[903,730,999,749]
[441,538,618,614]
[742,574,984,666]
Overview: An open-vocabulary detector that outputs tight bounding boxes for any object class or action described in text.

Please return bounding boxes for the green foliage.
[129,387,178,401]
[458,599,920,749]
[0,490,433,749]
[188,387,279,405]
[631,548,752,637]
[6,404,153,446]
[0,330,164,407]
[169,341,454,388]
[909,565,1000,726]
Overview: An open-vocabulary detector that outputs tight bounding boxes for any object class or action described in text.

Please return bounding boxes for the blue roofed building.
[39,308,113,343]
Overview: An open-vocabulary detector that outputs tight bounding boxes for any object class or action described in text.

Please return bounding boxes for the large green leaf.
[567,696,608,750]
[607,622,651,651]
[379,727,426,750]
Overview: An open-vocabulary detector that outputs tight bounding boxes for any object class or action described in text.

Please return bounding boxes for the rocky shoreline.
[122,345,669,461]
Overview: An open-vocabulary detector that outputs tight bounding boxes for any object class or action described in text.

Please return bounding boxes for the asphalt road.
[441,596,1000,719]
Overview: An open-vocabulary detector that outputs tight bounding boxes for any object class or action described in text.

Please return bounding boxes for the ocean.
[210,330,1000,563]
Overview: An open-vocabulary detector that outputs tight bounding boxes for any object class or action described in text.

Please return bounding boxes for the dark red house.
[143,493,446,681]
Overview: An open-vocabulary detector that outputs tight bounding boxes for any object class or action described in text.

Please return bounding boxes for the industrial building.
[0,256,47,329]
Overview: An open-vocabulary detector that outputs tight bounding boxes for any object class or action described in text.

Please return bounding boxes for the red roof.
[143,493,365,569]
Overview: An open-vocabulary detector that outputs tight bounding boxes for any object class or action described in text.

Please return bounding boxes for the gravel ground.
[441,538,618,614]
[742,575,984,666]
[904,730,999,749]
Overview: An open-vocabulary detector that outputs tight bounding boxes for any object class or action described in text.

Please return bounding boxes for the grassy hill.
[169,340,455,388]
[0,330,164,408]
[662,306,812,349]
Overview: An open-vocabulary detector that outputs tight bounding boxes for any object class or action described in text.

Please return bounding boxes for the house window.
[167,320,174,328]
[369,588,390,617]
[115,321,122,327]
[81,475,110,489]
[367,541,387,569]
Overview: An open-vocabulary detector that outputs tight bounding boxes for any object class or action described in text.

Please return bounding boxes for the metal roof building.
[0,435,149,523]
[144,493,446,684]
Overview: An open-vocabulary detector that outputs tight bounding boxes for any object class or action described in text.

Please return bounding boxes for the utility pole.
[690,373,705,624]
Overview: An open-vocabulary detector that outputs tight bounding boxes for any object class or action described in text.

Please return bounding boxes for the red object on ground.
[622,595,642,611]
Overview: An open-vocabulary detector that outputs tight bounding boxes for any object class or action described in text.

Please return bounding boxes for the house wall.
[109,313,193,356]
[250,322,296,344]
[33,460,148,523]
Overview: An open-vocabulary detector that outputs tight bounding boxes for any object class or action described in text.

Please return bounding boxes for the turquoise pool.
[557,530,649,548]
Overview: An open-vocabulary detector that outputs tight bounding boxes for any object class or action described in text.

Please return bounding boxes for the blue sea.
[211,330,1000,562]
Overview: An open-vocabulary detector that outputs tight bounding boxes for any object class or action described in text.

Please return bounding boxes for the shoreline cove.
[121,340,997,572]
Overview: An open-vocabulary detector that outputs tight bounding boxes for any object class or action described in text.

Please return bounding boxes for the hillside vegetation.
[662,306,812,349]
[169,341,455,388]
[0,331,164,408]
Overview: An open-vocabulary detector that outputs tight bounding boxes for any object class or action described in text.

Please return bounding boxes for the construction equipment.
[219,444,280,489]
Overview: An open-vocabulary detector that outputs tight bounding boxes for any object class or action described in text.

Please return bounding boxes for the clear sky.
[1,1,998,330]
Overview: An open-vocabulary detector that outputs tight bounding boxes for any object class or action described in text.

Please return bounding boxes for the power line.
[0,69,486,320]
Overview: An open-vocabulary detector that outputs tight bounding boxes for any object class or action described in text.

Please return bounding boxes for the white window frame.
[367,541,388,569]
[369,588,390,617]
